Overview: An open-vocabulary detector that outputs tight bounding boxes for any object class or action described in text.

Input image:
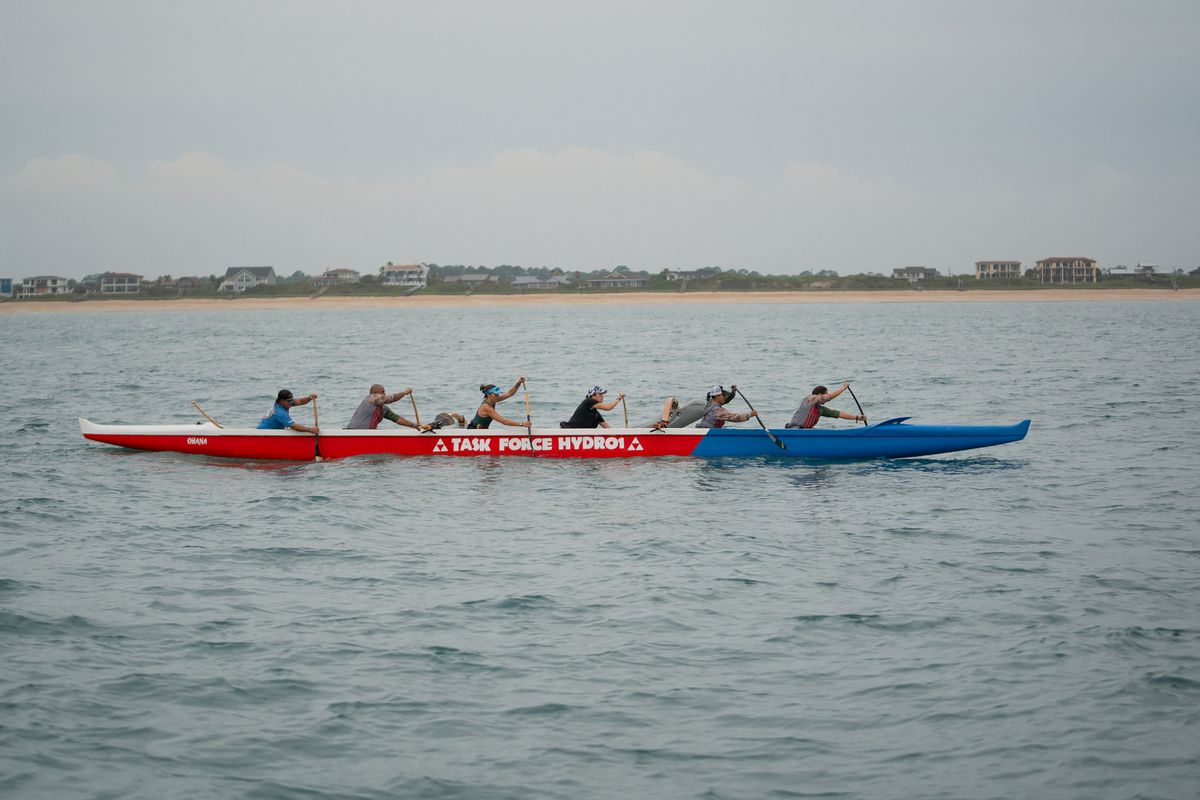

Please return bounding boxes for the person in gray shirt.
[346,384,418,430]
[785,383,866,428]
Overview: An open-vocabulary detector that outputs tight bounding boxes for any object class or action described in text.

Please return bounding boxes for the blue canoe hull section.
[690,418,1031,459]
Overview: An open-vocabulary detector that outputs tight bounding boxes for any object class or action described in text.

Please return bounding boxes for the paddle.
[522,378,536,456]
[621,395,629,427]
[191,400,223,428]
[312,396,323,462]
[735,388,787,450]
[845,384,868,427]
[409,390,421,428]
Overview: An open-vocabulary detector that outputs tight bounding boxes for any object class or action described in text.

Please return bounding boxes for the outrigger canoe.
[80,417,1030,461]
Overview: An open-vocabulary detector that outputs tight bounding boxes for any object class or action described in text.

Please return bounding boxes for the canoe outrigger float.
[79,417,1030,461]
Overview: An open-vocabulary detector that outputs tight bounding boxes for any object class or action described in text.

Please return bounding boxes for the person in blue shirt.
[257,389,319,434]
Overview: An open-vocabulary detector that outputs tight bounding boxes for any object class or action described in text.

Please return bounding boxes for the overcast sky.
[2,0,1198,279]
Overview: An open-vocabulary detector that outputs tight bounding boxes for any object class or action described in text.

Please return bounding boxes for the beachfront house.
[0,278,12,298]
[1034,257,1098,284]
[663,268,718,281]
[442,273,499,287]
[511,275,572,291]
[586,272,647,289]
[313,268,361,288]
[17,275,69,298]
[100,272,143,294]
[380,262,428,288]
[218,266,277,293]
[892,266,940,284]
[974,261,1022,280]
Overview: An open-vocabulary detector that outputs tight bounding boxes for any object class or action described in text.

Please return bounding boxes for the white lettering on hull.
[430,435,651,455]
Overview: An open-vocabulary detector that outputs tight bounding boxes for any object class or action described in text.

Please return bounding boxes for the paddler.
[561,385,625,429]
[696,384,757,428]
[257,389,319,434]
[346,384,417,430]
[466,378,531,429]
[784,383,866,428]
[420,411,466,432]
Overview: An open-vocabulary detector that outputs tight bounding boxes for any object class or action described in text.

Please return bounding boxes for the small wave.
[503,702,575,716]
[462,594,555,610]
[1143,673,1200,692]
[0,610,96,635]
[0,577,37,594]
[792,612,957,632]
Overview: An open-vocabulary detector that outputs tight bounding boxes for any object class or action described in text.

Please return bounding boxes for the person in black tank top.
[561,386,626,429]
[467,378,530,429]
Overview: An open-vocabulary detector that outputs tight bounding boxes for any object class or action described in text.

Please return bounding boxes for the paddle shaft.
[845,385,868,426]
[312,397,323,462]
[621,396,628,427]
[736,388,787,450]
[523,380,536,456]
[191,400,223,428]
[409,392,421,427]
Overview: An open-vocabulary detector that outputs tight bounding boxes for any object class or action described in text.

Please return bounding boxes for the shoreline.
[2,288,1198,314]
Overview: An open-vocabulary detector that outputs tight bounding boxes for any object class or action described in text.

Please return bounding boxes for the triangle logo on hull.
[628,437,644,452]
[432,439,448,453]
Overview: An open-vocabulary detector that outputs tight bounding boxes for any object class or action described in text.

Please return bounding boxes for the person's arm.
[382,388,413,404]
[383,407,418,428]
[488,411,531,428]
[595,393,625,412]
[714,406,755,423]
[479,404,529,427]
[291,393,317,407]
[652,397,677,429]
[498,377,525,402]
[289,422,318,434]
[824,383,849,401]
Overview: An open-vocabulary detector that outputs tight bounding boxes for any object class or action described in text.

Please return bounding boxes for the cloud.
[7,154,122,193]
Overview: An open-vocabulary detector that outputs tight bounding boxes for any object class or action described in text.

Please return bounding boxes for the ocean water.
[1,299,1198,799]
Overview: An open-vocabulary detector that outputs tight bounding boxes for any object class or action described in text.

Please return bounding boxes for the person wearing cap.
[257,389,319,433]
[785,383,866,428]
[696,384,757,429]
[467,377,530,429]
[562,385,626,429]
[346,384,417,430]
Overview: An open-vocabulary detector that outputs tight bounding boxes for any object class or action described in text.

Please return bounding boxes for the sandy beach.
[2,288,1197,314]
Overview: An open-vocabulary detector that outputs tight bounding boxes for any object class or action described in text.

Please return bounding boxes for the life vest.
[697,399,725,429]
[801,402,822,429]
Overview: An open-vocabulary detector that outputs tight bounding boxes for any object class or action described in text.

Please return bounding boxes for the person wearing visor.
[346,384,417,430]
[257,389,319,434]
[466,377,529,429]
[562,385,625,429]
[785,383,866,428]
[696,384,756,429]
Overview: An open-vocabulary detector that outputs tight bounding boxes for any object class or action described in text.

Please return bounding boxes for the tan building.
[1034,257,1098,284]
[313,268,360,288]
[975,260,1022,280]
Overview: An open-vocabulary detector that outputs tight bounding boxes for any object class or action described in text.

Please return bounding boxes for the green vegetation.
[10,264,1198,303]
